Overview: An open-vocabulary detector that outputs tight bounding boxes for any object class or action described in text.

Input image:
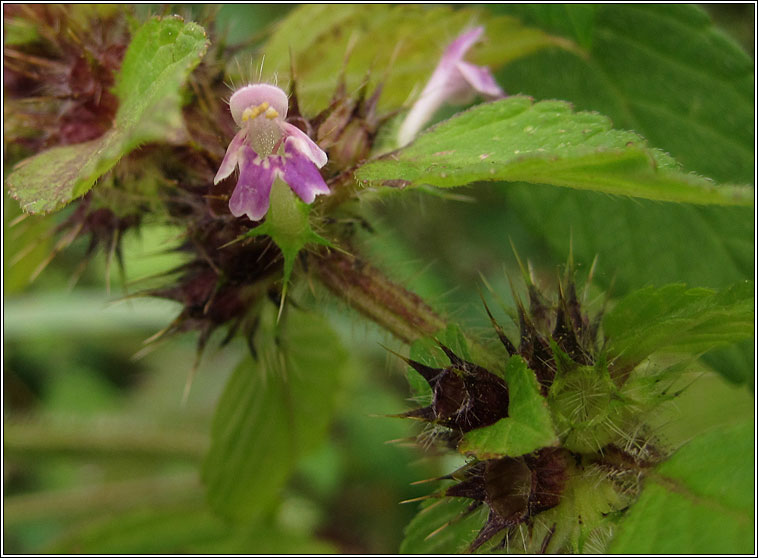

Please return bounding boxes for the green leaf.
[458,356,558,458]
[494,4,754,184]
[610,420,754,553]
[604,281,754,376]
[202,305,347,522]
[505,187,753,293]
[482,6,755,368]
[260,5,576,115]
[400,498,486,554]
[357,97,751,206]
[6,16,209,214]
[700,340,755,388]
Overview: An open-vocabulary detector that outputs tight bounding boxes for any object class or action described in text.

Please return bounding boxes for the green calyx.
[243,179,331,316]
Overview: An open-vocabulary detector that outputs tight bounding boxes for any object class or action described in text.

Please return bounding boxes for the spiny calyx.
[398,343,509,433]
[485,262,602,394]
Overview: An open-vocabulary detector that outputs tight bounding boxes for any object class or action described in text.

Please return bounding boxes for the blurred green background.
[3,3,754,553]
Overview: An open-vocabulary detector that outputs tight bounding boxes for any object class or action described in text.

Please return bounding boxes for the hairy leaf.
[604,281,754,375]
[202,306,347,522]
[490,5,754,360]
[357,97,751,205]
[6,17,209,214]
[260,5,575,115]
[495,4,754,184]
[610,420,754,553]
[504,186,754,293]
[458,356,558,458]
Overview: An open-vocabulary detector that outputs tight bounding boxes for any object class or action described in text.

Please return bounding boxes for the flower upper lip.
[229,83,289,127]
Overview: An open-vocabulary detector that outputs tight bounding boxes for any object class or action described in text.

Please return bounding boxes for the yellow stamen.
[242,101,270,122]
[264,107,279,119]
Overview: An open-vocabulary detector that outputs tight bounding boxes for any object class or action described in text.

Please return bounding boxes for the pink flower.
[214,83,329,221]
[397,27,505,147]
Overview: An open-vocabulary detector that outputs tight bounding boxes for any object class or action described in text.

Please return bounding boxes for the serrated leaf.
[458,355,558,459]
[400,498,486,554]
[505,187,753,293]
[604,281,754,376]
[610,420,754,553]
[202,305,347,522]
[6,16,209,214]
[492,7,755,365]
[357,96,751,206]
[260,5,576,115]
[495,4,754,184]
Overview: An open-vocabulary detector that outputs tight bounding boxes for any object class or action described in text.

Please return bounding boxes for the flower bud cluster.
[400,268,662,551]
[4,5,127,151]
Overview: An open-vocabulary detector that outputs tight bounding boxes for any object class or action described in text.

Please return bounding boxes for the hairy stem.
[310,248,447,344]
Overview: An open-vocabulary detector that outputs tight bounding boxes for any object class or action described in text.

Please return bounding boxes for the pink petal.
[457,61,505,99]
[281,122,328,168]
[228,146,278,221]
[442,26,484,65]
[396,84,449,147]
[282,140,330,204]
[214,129,247,184]
[397,26,504,147]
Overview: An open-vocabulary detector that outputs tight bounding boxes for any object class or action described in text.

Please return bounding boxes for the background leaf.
[357,97,750,205]
[487,3,754,295]
[610,420,754,554]
[604,281,754,378]
[6,16,209,214]
[458,356,557,458]
[202,305,348,522]
[495,4,754,184]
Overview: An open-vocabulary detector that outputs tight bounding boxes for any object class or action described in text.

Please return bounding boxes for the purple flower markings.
[397,26,505,147]
[214,83,330,221]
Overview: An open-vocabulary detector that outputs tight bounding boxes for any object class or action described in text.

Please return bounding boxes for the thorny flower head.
[214,83,330,221]
[397,26,505,146]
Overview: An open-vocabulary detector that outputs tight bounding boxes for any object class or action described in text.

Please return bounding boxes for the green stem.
[4,472,202,527]
[4,419,208,461]
[310,248,505,372]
